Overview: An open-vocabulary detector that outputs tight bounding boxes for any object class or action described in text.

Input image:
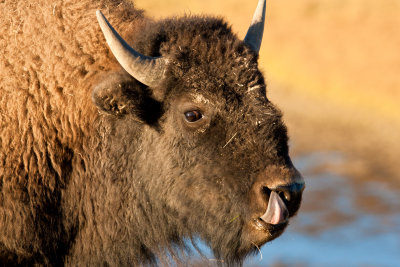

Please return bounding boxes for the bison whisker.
[223,132,237,148]
[228,214,240,224]
[251,241,263,261]
[247,85,262,92]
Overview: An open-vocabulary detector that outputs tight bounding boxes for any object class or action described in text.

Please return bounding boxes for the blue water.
[193,152,400,266]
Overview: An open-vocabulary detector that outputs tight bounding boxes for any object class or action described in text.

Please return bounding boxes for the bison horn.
[96,11,167,88]
[244,0,266,53]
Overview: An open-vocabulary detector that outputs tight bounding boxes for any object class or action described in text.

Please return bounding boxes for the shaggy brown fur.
[0,0,303,266]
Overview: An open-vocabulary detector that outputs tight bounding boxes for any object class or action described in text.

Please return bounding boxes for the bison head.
[92,0,304,265]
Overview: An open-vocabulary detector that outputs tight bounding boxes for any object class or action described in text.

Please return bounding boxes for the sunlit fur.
[0,0,299,266]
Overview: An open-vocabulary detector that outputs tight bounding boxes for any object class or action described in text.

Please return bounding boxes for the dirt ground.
[136,0,400,187]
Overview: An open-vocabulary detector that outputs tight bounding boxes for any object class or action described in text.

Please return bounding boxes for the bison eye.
[184,110,202,122]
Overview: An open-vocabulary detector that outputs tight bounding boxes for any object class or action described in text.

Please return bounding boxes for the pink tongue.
[260,191,289,225]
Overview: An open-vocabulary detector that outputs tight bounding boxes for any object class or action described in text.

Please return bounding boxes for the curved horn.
[244,0,266,53]
[96,10,167,87]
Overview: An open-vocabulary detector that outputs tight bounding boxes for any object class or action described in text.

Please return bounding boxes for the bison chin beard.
[196,197,292,265]
[193,217,288,266]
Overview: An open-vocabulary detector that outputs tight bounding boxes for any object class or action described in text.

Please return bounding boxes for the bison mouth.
[252,191,289,238]
[245,183,305,250]
[253,217,287,238]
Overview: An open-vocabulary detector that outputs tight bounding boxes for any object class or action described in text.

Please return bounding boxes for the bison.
[0,0,304,265]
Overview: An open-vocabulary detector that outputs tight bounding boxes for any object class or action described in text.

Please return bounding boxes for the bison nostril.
[270,182,305,217]
[263,187,291,203]
[262,186,271,197]
[261,182,304,217]
[278,191,290,202]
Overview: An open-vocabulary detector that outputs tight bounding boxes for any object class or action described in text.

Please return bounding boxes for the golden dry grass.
[136,0,400,184]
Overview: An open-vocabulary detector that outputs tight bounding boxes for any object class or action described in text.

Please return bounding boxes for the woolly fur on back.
[0,0,146,264]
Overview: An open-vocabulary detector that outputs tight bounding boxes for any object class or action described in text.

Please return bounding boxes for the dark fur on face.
[0,0,303,266]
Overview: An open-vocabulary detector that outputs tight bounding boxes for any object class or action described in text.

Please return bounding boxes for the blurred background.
[136,0,400,266]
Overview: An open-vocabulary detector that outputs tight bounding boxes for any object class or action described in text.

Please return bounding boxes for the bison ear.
[92,71,163,124]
